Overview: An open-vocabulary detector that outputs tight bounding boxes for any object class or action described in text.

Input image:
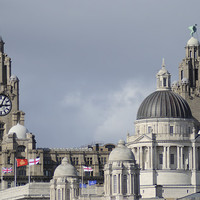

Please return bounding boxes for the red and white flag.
[83,166,93,172]
[2,167,13,174]
[29,158,40,166]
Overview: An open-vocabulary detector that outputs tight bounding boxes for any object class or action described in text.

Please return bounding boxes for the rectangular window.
[170,126,174,135]
[170,154,174,165]
[122,175,127,194]
[181,70,184,80]
[159,154,163,165]
[113,175,117,193]
[148,126,152,133]
[7,156,10,164]
[163,78,167,87]
[86,157,92,165]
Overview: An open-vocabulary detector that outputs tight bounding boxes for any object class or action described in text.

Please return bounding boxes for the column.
[148,146,151,169]
[140,147,143,169]
[177,147,180,169]
[137,147,140,168]
[193,144,196,170]
[180,147,183,169]
[163,146,166,169]
[151,146,154,169]
[120,173,122,195]
[167,146,170,169]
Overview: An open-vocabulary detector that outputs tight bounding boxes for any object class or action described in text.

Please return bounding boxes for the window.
[163,78,167,87]
[72,157,79,165]
[100,157,107,165]
[58,189,61,200]
[17,145,25,152]
[7,182,11,188]
[113,175,117,193]
[195,69,198,81]
[170,126,174,135]
[148,126,152,133]
[7,156,10,164]
[159,154,163,165]
[86,157,92,165]
[122,175,127,194]
[181,70,184,80]
[44,157,51,165]
[170,154,174,165]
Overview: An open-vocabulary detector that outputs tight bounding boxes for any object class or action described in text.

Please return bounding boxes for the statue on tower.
[188,24,197,36]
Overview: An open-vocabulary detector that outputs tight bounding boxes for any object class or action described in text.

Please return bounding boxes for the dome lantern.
[156,59,171,91]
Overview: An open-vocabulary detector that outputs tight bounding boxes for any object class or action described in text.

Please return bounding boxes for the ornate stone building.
[0,36,115,189]
[127,33,200,199]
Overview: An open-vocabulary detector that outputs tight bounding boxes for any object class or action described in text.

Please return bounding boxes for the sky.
[0,0,199,148]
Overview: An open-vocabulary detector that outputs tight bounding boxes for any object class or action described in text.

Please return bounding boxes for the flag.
[79,183,87,188]
[83,166,93,172]
[16,159,28,167]
[2,167,13,174]
[29,158,40,166]
[89,180,97,186]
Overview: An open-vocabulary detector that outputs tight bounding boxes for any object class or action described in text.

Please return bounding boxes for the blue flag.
[89,180,97,186]
[79,183,87,188]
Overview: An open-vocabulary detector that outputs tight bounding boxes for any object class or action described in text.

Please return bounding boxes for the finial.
[188,24,197,36]
[162,58,165,68]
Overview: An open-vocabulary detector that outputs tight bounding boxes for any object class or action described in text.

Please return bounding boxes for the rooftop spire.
[0,35,4,53]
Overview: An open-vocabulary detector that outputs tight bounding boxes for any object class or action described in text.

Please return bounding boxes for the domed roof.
[137,90,192,120]
[109,140,135,162]
[54,157,77,177]
[187,37,199,46]
[8,123,28,139]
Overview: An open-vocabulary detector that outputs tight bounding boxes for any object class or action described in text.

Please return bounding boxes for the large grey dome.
[137,90,192,120]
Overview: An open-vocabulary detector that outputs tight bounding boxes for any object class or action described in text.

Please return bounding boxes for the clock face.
[0,94,12,116]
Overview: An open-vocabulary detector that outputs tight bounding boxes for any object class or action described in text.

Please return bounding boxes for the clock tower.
[0,36,25,144]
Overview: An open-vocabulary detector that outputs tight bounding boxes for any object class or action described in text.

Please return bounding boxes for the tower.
[0,36,25,144]
[172,26,200,123]
[127,61,200,199]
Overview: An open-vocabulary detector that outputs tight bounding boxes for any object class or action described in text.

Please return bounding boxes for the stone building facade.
[127,34,200,199]
[0,36,115,190]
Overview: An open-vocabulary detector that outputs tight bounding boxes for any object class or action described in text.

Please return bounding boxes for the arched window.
[17,145,26,152]
[113,175,117,193]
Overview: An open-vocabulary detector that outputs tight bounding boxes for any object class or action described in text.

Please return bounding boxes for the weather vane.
[188,24,197,36]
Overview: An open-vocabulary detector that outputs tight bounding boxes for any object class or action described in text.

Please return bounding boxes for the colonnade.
[132,144,199,170]
[105,172,136,196]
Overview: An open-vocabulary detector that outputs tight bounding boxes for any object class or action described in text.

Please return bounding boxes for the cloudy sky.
[0,0,199,148]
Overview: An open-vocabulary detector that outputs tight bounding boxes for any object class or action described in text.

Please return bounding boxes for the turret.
[156,59,171,91]
[0,36,4,53]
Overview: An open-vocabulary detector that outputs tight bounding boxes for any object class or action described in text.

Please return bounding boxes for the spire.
[156,59,171,91]
[162,58,165,68]
[0,35,4,53]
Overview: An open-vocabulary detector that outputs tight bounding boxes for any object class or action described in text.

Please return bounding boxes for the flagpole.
[14,158,16,187]
[82,165,83,196]
[1,168,3,190]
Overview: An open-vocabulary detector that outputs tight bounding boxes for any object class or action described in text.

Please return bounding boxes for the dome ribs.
[137,90,192,120]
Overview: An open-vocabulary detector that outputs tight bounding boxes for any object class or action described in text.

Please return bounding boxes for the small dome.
[187,37,199,46]
[54,157,77,177]
[8,123,28,139]
[10,75,18,82]
[109,140,135,162]
[137,90,192,120]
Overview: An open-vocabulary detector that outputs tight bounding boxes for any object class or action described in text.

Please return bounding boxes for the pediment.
[133,133,153,143]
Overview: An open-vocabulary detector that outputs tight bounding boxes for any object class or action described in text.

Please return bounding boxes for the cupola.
[156,59,171,91]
